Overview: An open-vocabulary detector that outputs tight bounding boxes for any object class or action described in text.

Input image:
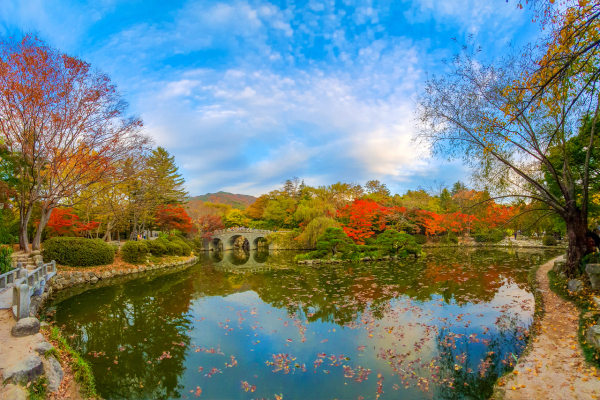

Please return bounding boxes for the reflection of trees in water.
[54,270,196,399]
[228,249,249,265]
[434,315,528,400]
[253,249,269,263]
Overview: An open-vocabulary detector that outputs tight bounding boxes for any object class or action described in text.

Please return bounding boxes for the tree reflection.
[55,269,196,399]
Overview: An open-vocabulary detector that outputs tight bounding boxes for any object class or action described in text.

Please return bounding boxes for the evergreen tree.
[146,147,188,204]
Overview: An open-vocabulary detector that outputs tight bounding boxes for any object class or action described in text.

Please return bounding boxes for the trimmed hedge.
[43,237,114,267]
[543,235,557,246]
[411,234,427,245]
[147,240,167,256]
[121,241,149,264]
[166,242,182,256]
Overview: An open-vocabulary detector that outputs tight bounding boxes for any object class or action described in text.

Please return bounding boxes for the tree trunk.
[32,206,54,251]
[19,203,33,253]
[564,208,588,276]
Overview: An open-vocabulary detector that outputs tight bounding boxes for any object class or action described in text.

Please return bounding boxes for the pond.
[46,248,563,400]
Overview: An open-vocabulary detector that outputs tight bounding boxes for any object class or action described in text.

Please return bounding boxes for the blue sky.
[0,0,539,196]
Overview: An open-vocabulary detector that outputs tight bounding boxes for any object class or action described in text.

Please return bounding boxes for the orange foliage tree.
[155,205,193,233]
[337,199,388,244]
[45,208,101,237]
[0,35,149,252]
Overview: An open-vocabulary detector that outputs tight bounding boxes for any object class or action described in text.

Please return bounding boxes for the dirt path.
[497,255,600,399]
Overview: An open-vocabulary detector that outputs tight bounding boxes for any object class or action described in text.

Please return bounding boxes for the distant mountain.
[188,191,257,209]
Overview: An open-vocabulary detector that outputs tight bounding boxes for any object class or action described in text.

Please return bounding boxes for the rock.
[3,354,44,384]
[43,356,64,392]
[90,276,99,283]
[34,341,54,355]
[40,321,49,328]
[33,333,45,342]
[0,384,28,400]
[593,296,600,310]
[586,264,600,290]
[552,260,566,274]
[11,317,40,337]
[567,279,583,293]
[586,325,600,348]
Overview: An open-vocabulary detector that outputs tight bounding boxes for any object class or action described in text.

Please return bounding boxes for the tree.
[246,195,269,220]
[416,40,597,275]
[337,199,388,244]
[0,35,149,252]
[197,214,224,239]
[314,227,355,257]
[155,205,193,233]
[375,229,421,256]
[222,209,249,228]
[146,147,187,205]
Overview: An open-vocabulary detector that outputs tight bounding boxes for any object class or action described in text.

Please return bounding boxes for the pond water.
[47,248,563,400]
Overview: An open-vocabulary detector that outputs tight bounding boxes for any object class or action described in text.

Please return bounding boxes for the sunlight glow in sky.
[0,0,539,196]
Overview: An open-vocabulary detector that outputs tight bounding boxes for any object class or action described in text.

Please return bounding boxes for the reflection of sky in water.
[49,248,562,400]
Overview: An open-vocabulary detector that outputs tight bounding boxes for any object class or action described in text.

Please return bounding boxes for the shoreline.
[0,254,200,400]
[492,255,600,399]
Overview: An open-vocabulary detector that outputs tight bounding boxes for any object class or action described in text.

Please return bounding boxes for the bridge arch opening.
[209,238,223,251]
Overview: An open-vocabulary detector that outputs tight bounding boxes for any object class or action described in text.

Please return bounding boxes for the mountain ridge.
[188,191,257,209]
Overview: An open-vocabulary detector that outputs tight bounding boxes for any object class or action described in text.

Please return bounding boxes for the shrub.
[543,235,557,246]
[0,245,13,274]
[179,242,192,256]
[411,234,427,245]
[472,229,505,243]
[376,230,422,256]
[43,237,114,267]
[165,242,182,256]
[440,233,459,244]
[120,241,149,264]
[147,240,167,256]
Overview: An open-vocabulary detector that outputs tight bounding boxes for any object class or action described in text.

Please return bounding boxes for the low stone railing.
[6,261,57,320]
[212,228,273,235]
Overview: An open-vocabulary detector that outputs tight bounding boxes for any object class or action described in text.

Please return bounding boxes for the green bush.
[376,230,422,256]
[120,241,149,264]
[109,243,119,255]
[472,229,505,243]
[440,233,459,244]
[147,240,167,256]
[43,237,114,267]
[179,242,192,256]
[0,245,13,274]
[165,242,182,256]
[543,235,557,246]
[411,234,427,245]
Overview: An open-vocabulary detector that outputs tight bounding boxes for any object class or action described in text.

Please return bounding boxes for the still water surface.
[48,248,563,400]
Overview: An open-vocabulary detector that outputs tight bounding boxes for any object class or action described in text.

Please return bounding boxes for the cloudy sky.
[0,0,539,196]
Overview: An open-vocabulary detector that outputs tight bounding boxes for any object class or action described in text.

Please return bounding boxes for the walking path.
[496,255,600,399]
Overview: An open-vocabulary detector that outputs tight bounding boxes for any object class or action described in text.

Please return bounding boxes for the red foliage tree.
[337,199,388,244]
[155,205,193,233]
[45,208,101,237]
[197,214,225,239]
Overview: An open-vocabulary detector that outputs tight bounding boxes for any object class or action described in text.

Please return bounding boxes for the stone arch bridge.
[204,229,275,251]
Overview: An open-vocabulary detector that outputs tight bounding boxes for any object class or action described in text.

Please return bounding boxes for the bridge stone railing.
[0,260,57,320]
[212,228,273,235]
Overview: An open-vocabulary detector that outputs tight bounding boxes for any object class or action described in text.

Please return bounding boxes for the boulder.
[593,296,600,310]
[3,354,44,384]
[586,325,600,348]
[90,276,99,284]
[34,341,54,355]
[552,260,566,274]
[586,264,600,290]
[567,279,583,293]
[43,356,64,392]
[11,317,40,337]
[0,384,28,400]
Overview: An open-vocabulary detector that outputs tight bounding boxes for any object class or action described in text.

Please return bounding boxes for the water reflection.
[48,248,563,400]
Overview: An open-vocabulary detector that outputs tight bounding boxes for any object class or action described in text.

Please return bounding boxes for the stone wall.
[48,255,199,291]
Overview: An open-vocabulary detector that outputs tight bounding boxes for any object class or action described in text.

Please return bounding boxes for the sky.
[0,0,541,197]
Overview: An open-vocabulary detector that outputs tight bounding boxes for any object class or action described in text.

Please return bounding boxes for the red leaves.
[337,200,389,244]
[45,207,101,237]
[197,214,225,239]
[155,205,193,233]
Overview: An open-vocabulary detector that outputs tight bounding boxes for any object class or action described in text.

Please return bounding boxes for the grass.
[547,270,600,367]
[48,326,99,399]
[44,346,60,360]
[27,376,47,400]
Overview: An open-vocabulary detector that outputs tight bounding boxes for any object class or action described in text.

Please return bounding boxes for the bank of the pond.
[493,255,600,400]
[0,254,199,400]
